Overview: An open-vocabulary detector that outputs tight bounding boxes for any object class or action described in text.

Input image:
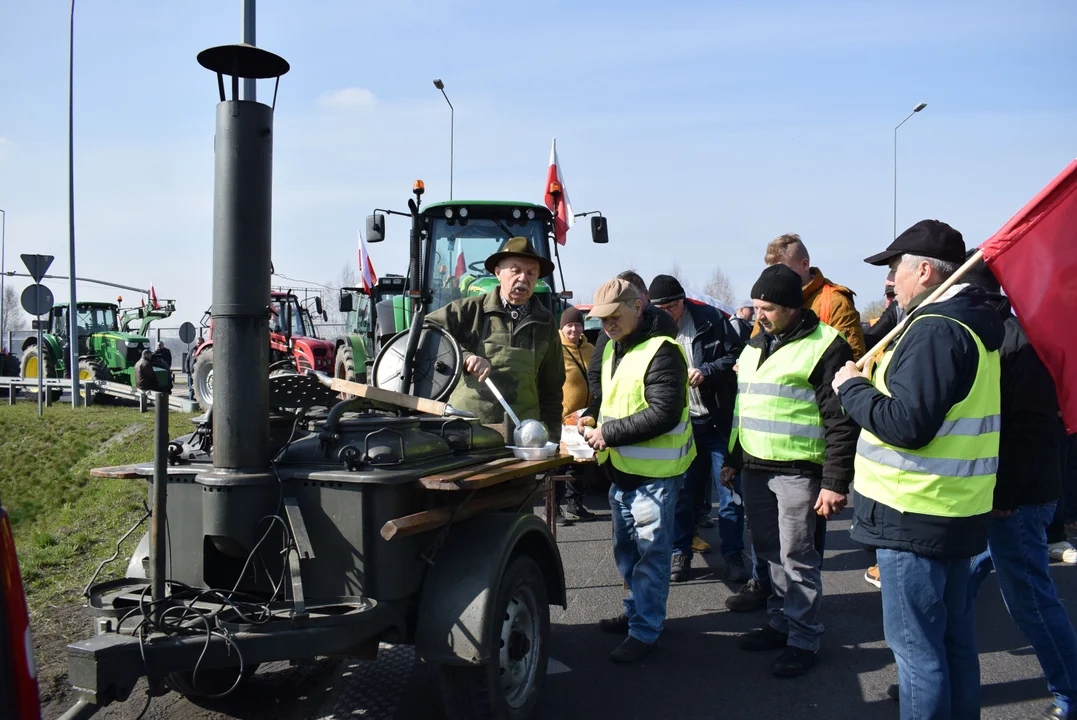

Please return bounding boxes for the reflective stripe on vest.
[853,313,1000,518]
[597,335,696,477]
[729,322,840,465]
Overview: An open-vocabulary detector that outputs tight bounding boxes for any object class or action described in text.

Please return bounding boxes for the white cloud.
[316,87,376,110]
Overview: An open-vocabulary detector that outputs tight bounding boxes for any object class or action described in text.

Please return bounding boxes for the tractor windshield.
[76,306,119,334]
[345,291,372,336]
[427,217,550,311]
[270,296,307,337]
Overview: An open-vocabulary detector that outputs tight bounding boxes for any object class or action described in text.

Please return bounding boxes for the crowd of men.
[426,222,1077,720]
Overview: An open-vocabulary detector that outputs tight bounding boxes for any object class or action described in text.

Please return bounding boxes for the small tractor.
[190,289,335,411]
[332,274,408,384]
[19,299,175,402]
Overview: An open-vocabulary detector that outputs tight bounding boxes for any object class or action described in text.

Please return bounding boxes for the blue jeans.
[673,421,743,559]
[610,476,679,644]
[876,548,979,720]
[969,502,1077,715]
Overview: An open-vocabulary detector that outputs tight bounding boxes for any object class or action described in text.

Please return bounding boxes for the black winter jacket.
[587,306,677,400]
[682,302,742,435]
[987,294,1064,511]
[723,309,858,493]
[863,299,902,351]
[729,317,753,347]
[840,285,1006,559]
[584,306,687,491]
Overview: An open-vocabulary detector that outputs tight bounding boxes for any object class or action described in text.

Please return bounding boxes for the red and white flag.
[149,286,160,310]
[453,245,467,279]
[980,158,1077,433]
[544,138,575,246]
[358,229,378,293]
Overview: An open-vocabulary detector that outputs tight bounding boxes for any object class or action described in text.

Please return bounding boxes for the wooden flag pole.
[855,249,985,370]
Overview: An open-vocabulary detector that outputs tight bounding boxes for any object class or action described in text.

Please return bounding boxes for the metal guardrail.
[0,376,198,412]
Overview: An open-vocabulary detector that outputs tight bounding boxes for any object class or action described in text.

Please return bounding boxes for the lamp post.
[432,79,453,200]
[894,101,927,239]
[0,208,6,350]
[68,0,80,406]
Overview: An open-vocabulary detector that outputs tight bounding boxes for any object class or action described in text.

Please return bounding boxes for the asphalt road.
[64,493,1076,720]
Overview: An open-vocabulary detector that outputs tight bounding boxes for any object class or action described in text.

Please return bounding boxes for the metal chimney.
[196,44,289,562]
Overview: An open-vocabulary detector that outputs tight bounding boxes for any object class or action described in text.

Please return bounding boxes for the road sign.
[179,322,197,344]
[21,284,54,317]
[20,254,55,284]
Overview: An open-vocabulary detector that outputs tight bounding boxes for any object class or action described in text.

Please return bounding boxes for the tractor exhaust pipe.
[196,45,290,563]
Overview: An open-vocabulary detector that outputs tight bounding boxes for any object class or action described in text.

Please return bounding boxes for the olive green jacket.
[428,290,565,440]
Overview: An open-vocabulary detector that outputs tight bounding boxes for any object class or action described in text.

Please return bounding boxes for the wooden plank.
[90,465,144,479]
[327,377,450,416]
[418,457,523,488]
[381,485,534,541]
[419,455,570,491]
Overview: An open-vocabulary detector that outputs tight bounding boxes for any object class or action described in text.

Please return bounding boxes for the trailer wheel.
[439,555,550,720]
[192,347,214,411]
[165,662,260,700]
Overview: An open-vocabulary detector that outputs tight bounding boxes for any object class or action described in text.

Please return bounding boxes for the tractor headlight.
[526,209,536,220]
[444,208,454,219]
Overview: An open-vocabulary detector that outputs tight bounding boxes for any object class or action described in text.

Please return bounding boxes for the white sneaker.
[1048,541,1077,564]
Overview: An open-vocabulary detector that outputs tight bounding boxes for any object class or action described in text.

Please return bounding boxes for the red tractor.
[190,290,334,411]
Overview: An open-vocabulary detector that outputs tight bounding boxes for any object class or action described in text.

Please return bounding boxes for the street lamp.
[0,208,6,351]
[432,79,453,200]
[68,0,81,406]
[894,101,927,239]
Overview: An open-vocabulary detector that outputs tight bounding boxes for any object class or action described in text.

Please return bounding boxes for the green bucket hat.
[484,236,556,277]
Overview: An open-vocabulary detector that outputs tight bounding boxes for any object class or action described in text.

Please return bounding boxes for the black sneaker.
[565,500,596,521]
[598,614,630,634]
[739,625,788,651]
[609,636,655,663]
[670,552,692,583]
[696,515,715,528]
[725,578,768,612]
[555,507,571,526]
[726,553,750,583]
[771,646,817,677]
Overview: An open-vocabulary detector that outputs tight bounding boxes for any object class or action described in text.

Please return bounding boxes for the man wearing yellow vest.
[577,278,695,663]
[719,264,858,678]
[833,220,1005,719]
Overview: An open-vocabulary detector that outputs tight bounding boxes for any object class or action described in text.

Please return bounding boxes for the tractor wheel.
[78,357,111,403]
[165,662,260,701]
[334,343,366,397]
[20,345,63,402]
[438,556,550,720]
[192,348,214,412]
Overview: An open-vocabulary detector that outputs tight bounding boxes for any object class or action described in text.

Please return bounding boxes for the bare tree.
[667,263,683,281]
[3,286,27,332]
[321,264,358,329]
[860,299,888,323]
[704,268,735,305]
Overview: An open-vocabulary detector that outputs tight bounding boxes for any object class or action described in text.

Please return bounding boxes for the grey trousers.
[742,468,824,652]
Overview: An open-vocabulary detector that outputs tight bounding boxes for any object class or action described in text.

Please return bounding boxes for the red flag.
[544,138,575,246]
[358,229,378,293]
[149,286,160,310]
[980,158,1077,433]
[454,247,467,278]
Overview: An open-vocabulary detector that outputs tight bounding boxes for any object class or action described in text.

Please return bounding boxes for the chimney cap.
[198,43,290,80]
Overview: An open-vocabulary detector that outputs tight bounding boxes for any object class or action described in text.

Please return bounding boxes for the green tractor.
[19,300,175,402]
[332,274,408,384]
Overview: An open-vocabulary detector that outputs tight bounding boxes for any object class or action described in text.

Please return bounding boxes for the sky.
[1,0,1075,328]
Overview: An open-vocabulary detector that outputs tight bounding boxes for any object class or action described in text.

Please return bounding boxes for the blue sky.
[2,0,1075,326]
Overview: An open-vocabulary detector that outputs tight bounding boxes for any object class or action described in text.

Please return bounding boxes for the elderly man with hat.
[578,277,694,663]
[427,237,564,438]
[833,220,1004,718]
[720,264,858,678]
[648,274,744,583]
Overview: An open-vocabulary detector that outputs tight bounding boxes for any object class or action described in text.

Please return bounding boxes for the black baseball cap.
[864,219,966,266]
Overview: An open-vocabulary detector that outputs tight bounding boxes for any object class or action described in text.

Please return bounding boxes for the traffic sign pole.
[36,313,43,417]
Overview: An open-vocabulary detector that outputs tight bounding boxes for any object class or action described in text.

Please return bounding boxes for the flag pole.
[856,249,984,370]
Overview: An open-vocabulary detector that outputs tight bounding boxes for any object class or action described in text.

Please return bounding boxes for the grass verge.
[0,402,194,703]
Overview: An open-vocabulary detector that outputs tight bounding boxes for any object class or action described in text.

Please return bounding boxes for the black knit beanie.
[648,274,685,305]
[751,265,803,309]
[560,306,584,328]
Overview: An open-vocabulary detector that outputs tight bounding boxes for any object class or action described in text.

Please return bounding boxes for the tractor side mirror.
[53,307,63,317]
[314,296,323,315]
[339,293,354,313]
[366,214,386,243]
[322,311,328,322]
[590,215,609,244]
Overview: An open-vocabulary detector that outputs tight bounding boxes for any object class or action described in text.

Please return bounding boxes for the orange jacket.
[752,267,866,360]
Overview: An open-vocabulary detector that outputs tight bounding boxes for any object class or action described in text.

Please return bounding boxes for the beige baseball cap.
[588,278,641,319]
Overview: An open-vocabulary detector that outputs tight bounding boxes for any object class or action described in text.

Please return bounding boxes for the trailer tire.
[192,347,214,412]
[438,555,549,720]
[165,662,260,700]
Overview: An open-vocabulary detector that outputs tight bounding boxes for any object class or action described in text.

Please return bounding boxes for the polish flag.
[454,246,467,278]
[981,158,1077,433]
[544,138,575,246]
[358,228,378,293]
[149,286,160,310]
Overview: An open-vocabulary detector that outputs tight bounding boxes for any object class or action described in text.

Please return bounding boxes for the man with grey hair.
[833,219,1005,718]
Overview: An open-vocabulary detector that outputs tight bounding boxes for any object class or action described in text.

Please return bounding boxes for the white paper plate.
[506,442,559,460]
